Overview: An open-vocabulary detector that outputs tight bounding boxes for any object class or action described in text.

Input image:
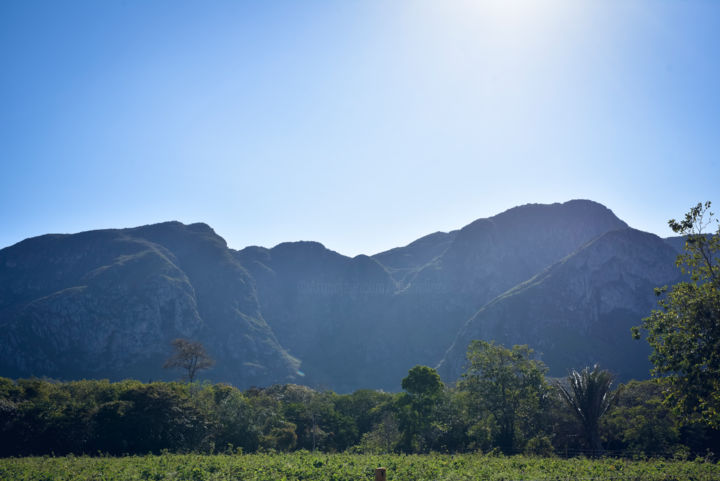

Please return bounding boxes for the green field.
[1,453,718,481]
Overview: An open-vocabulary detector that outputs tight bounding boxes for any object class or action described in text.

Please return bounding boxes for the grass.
[1,452,718,481]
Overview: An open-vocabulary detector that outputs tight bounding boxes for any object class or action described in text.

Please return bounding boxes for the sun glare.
[425,0,574,52]
[463,0,563,26]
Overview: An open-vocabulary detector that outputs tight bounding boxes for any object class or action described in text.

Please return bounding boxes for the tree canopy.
[633,201,720,428]
[0,375,715,457]
[459,340,548,454]
[401,365,443,398]
[163,339,215,383]
[397,365,445,452]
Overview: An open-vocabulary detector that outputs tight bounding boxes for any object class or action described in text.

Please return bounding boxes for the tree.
[401,365,444,398]
[459,340,548,454]
[397,365,445,452]
[555,365,616,456]
[356,411,401,453]
[163,339,215,383]
[633,201,720,428]
[602,379,684,457]
[91,383,211,454]
[202,383,260,453]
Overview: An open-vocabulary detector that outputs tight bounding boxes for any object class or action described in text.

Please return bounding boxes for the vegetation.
[634,201,720,428]
[556,365,617,456]
[2,452,720,481]
[163,339,215,383]
[397,365,445,452]
[2,201,719,477]
[1,368,716,458]
[459,341,548,454]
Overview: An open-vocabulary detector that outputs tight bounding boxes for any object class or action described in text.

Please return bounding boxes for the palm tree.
[555,365,616,456]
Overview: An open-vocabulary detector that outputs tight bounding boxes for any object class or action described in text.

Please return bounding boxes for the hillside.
[0,200,680,390]
[437,228,681,382]
[363,200,630,388]
[0,222,299,387]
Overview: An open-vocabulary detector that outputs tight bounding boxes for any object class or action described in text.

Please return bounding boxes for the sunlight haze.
[1,0,718,256]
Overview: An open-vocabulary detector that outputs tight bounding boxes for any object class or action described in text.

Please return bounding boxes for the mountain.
[233,200,630,391]
[665,236,688,253]
[361,200,630,389]
[373,231,457,285]
[235,242,397,391]
[0,200,681,391]
[437,228,681,382]
[0,222,299,386]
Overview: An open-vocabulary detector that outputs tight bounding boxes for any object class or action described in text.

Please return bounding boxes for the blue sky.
[1,0,718,256]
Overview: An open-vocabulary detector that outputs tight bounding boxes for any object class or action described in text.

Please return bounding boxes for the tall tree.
[459,341,548,454]
[397,365,444,452]
[163,339,215,383]
[555,365,616,455]
[633,201,720,428]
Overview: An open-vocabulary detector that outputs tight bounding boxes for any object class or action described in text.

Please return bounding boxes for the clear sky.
[1,0,718,257]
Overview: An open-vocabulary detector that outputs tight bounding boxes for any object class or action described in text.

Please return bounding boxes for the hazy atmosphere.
[2,2,720,476]
[2,0,719,256]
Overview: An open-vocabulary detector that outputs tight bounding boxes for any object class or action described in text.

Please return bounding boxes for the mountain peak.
[493,199,627,226]
[272,240,328,252]
[1,200,669,391]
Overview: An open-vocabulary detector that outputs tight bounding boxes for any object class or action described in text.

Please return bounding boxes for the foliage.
[555,365,617,455]
[603,379,681,457]
[354,412,401,454]
[0,373,715,458]
[401,365,443,397]
[459,341,548,453]
[633,201,720,428]
[2,452,720,481]
[397,366,445,453]
[163,338,216,383]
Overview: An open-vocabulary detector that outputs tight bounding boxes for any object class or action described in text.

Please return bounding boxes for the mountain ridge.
[437,227,681,382]
[0,222,299,387]
[0,200,679,391]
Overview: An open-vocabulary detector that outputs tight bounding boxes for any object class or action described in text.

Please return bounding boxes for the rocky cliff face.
[0,200,681,391]
[0,222,298,387]
[236,242,397,391]
[365,200,630,389]
[437,228,681,382]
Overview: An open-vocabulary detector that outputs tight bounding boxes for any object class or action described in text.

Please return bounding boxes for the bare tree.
[163,338,215,382]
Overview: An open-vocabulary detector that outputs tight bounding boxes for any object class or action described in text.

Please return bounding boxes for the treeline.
[0,353,718,458]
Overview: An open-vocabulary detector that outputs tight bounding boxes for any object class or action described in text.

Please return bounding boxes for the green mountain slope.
[365,200,629,389]
[0,200,677,391]
[0,222,298,387]
[437,228,681,383]
[238,200,630,391]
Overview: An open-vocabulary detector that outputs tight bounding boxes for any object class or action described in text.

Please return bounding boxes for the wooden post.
[375,467,387,481]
